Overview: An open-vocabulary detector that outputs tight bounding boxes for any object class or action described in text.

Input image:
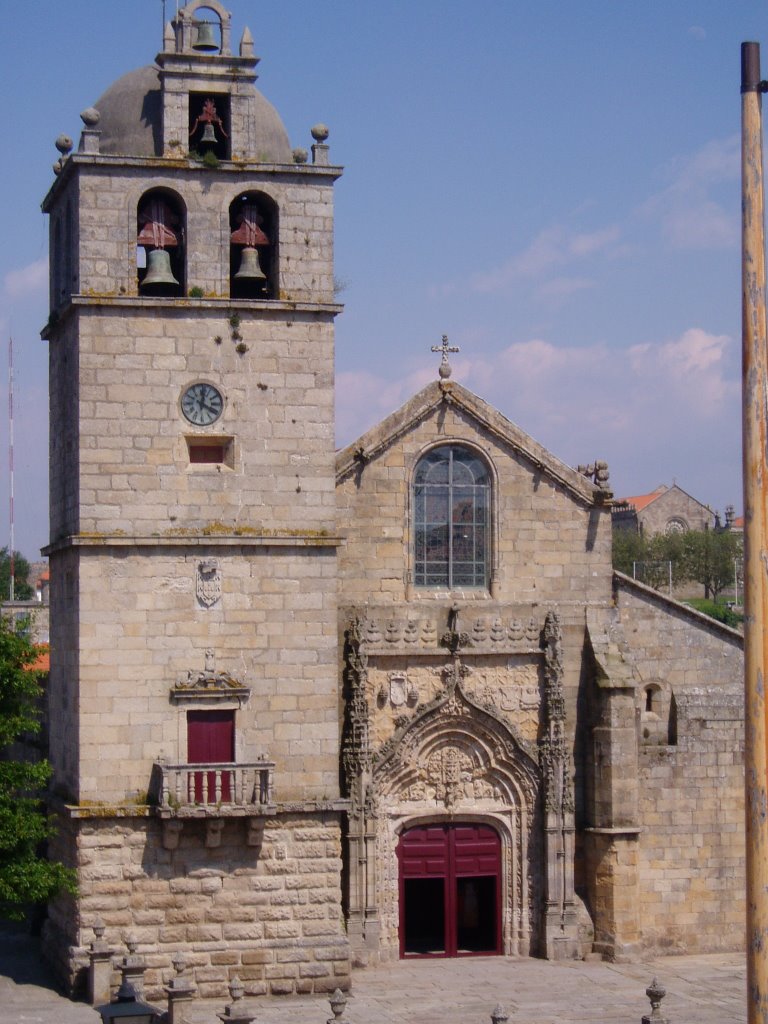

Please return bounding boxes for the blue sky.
[0,1,765,558]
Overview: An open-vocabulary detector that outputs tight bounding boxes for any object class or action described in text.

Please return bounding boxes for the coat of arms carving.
[196,559,222,608]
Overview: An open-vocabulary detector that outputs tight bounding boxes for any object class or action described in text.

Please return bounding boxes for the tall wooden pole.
[742,39,768,1024]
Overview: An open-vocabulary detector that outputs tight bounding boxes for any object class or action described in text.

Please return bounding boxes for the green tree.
[0,548,33,601]
[681,529,742,601]
[611,527,647,577]
[0,619,75,920]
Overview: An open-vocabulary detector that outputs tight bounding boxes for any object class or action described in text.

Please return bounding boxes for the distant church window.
[665,517,687,535]
[137,189,185,297]
[414,445,490,589]
[229,192,277,299]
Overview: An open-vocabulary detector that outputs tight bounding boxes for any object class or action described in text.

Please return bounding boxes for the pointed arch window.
[414,445,490,589]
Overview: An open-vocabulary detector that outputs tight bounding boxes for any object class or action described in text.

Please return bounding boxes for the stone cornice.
[42,154,343,208]
[42,532,341,555]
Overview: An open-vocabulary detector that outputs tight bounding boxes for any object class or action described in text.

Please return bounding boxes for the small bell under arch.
[200,122,218,146]
[193,21,219,52]
[141,249,179,290]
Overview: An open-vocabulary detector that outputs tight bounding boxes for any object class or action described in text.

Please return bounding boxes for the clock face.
[181,383,224,426]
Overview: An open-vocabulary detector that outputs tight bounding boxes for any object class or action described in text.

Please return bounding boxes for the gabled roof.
[620,486,667,511]
[336,379,607,507]
[618,483,712,515]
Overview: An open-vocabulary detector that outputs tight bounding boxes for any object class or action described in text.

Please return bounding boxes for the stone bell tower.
[42,0,349,997]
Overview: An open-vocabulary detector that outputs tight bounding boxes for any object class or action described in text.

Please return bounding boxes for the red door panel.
[187,710,234,802]
[398,823,501,958]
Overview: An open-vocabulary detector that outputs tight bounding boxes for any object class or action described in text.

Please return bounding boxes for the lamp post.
[96,981,162,1024]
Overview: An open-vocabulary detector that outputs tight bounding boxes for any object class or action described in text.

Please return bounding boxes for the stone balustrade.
[155,760,274,815]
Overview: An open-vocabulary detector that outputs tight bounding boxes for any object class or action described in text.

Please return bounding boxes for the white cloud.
[471,224,620,294]
[535,276,595,301]
[641,136,739,250]
[4,258,47,298]
[689,25,706,41]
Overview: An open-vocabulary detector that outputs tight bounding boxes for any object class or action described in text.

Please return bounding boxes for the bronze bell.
[234,247,267,283]
[192,21,219,51]
[200,122,218,146]
[141,249,179,289]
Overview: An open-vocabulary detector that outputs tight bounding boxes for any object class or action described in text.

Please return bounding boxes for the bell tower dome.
[41,2,348,998]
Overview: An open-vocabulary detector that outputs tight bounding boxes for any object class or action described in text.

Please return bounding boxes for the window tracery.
[413,445,490,589]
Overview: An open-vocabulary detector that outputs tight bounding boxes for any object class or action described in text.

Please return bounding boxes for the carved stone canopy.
[171,648,250,704]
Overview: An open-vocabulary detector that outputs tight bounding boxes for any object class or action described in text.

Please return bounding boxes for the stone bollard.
[120,933,147,998]
[87,919,113,1006]
[217,977,254,1024]
[490,1006,509,1024]
[328,989,348,1024]
[164,951,196,1024]
[641,978,669,1024]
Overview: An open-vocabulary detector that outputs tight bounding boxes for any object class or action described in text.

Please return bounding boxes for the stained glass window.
[414,446,490,589]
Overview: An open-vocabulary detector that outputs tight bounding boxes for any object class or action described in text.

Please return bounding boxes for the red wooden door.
[398,823,501,958]
[187,710,235,802]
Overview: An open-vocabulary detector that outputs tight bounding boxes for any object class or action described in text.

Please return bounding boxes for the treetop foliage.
[612,526,742,601]
[0,547,33,602]
[0,617,76,920]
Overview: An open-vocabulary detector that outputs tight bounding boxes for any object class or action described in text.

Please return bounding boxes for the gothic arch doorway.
[398,823,501,958]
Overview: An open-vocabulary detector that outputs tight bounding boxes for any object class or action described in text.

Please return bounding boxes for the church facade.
[41,1,745,1001]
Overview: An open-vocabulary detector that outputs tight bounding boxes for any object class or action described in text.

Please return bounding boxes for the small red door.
[187,710,235,802]
[398,823,501,958]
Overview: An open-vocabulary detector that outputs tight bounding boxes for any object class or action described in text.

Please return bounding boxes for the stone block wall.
[614,574,745,953]
[70,307,334,538]
[637,712,744,952]
[53,545,338,805]
[43,812,350,999]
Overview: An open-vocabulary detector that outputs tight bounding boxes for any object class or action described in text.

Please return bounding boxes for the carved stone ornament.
[426,745,474,808]
[389,672,407,707]
[171,648,250,704]
[196,559,222,608]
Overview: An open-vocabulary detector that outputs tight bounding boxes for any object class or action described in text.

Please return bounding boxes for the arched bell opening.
[191,6,222,53]
[137,188,186,297]
[229,192,278,299]
[189,92,230,161]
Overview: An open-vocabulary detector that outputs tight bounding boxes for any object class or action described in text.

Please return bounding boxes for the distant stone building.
[40,0,745,1004]
[613,484,715,535]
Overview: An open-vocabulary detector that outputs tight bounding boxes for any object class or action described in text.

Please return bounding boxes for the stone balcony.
[154,759,276,818]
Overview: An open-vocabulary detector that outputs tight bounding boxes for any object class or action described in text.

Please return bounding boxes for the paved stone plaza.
[0,924,747,1024]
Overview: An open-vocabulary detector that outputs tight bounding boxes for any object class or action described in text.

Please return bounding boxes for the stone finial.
[311,124,330,166]
[491,1006,509,1024]
[641,978,669,1024]
[293,148,309,164]
[164,949,195,1024]
[87,918,113,1006]
[431,334,459,380]
[217,976,254,1024]
[328,988,348,1024]
[240,26,254,58]
[78,109,101,154]
[55,134,73,155]
[163,20,175,51]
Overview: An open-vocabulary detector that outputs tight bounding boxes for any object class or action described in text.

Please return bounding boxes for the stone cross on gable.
[431,334,460,380]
